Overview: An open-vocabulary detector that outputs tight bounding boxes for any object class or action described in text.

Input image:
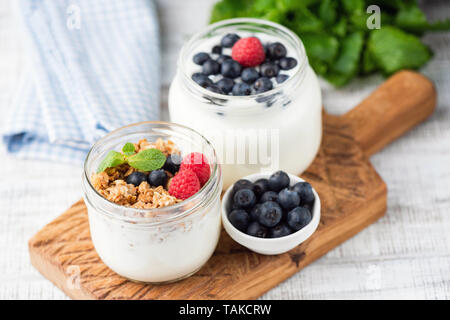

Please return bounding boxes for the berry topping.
[163,154,182,174]
[259,190,278,203]
[269,223,292,238]
[241,68,260,84]
[247,221,268,238]
[180,152,211,186]
[276,74,289,84]
[258,201,283,228]
[192,73,213,88]
[279,57,298,70]
[202,59,220,75]
[148,169,168,187]
[252,178,269,199]
[232,82,252,96]
[268,170,290,192]
[292,182,315,205]
[266,42,287,60]
[216,78,235,94]
[126,172,148,187]
[221,33,240,48]
[221,59,242,78]
[193,52,210,65]
[212,45,222,54]
[287,207,312,231]
[278,188,300,210]
[168,169,200,200]
[206,84,224,94]
[228,209,250,232]
[254,77,273,93]
[233,188,257,209]
[217,54,231,64]
[260,62,280,78]
[231,37,266,67]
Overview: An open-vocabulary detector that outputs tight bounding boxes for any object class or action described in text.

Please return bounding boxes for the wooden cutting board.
[29,71,436,300]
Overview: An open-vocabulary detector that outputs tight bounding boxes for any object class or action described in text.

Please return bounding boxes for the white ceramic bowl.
[221,172,321,255]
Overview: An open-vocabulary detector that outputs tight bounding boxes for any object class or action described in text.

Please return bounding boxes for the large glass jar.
[169,18,322,189]
[82,121,222,283]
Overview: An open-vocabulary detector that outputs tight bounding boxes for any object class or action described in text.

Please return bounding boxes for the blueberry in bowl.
[221,171,321,255]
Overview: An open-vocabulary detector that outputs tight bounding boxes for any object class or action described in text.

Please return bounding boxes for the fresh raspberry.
[231,37,266,67]
[180,152,211,186]
[168,169,200,200]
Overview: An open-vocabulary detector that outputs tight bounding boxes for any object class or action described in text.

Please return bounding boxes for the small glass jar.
[169,18,322,189]
[82,121,222,283]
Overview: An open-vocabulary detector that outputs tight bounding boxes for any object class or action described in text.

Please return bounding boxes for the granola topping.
[91,138,182,209]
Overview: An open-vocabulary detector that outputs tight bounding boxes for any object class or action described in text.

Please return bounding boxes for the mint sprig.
[122,142,135,156]
[128,148,166,171]
[96,143,166,173]
[96,151,126,173]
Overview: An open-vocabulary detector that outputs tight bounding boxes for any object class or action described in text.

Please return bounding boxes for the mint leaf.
[127,148,166,172]
[122,142,135,156]
[96,151,126,173]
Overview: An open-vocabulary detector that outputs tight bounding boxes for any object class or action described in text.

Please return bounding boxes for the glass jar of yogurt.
[82,121,222,283]
[169,18,322,189]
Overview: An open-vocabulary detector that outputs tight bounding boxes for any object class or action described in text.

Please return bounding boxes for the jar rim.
[178,18,308,109]
[83,121,221,226]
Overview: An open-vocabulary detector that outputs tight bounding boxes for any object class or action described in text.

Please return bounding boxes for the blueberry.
[241,68,260,84]
[254,77,273,93]
[269,223,292,238]
[258,201,283,227]
[247,221,268,238]
[126,172,148,186]
[163,154,182,174]
[232,83,252,96]
[260,62,280,78]
[228,209,250,232]
[212,45,222,54]
[148,169,168,187]
[268,170,290,192]
[287,207,312,231]
[221,33,240,48]
[252,178,269,199]
[221,59,242,78]
[206,84,224,94]
[260,191,278,203]
[192,73,213,88]
[216,78,235,94]
[291,182,315,205]
[266,42,287,60]
[278,188,300,210]
[202,59,220,75]
[279,57,298,70]
[193,52,210,65]
[276,74,289,84]
[232,179,254,196]
[217,54,231,64]
[250,203,263,221]
[233,188,257,209]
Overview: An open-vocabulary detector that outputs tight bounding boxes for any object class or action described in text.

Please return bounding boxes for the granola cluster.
[91,138,182,209]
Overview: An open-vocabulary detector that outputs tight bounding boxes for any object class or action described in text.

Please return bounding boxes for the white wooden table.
[0,0,449,299]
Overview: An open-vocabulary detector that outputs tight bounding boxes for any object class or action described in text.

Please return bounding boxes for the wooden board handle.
[344,70,437,156]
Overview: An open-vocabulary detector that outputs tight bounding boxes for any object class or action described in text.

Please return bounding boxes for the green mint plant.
[210,0,450,86]
[96,142,166,173]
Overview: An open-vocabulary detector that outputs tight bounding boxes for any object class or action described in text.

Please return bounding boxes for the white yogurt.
[85,196,221,283]
[169,19,322,189]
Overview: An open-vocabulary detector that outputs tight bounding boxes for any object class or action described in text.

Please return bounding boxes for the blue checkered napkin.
[2,0,160,164]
